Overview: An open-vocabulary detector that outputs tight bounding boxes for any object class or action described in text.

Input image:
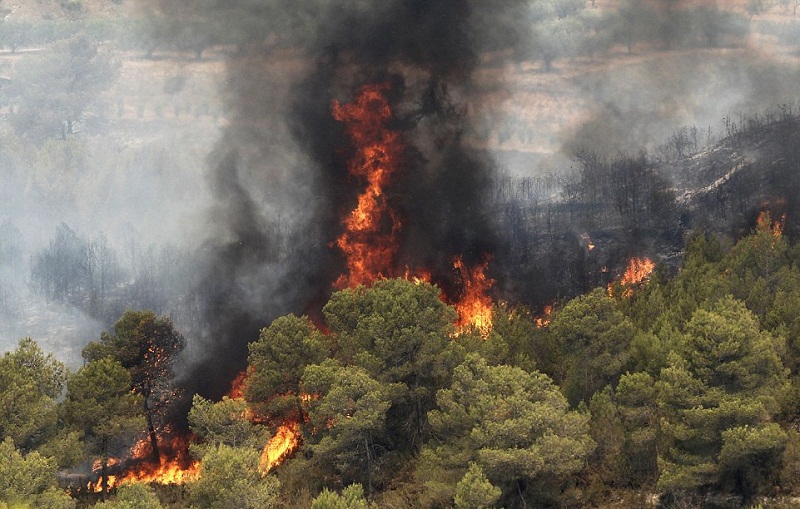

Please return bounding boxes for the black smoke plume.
[143,0,530,398]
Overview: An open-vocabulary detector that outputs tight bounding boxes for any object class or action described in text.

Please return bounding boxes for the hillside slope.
[668,111,800,238]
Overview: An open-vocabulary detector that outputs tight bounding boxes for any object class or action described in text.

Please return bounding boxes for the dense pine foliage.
[4,217,800,508]
[4,3,800,508]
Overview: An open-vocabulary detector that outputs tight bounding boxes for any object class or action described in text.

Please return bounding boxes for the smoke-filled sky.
[1,0,799,387]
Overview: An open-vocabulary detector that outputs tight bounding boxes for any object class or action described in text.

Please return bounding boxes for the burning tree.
[62,358,145,500]
[607,257,657,299]
[451,256,495,337]
[244,315,329,471]
[83,310,186,465]
[329,83,498,336]
[332,82,405,289]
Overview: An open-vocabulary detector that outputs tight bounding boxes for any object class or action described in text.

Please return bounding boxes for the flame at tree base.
[89,432,200,493]
[608,257,656,298]
[451,257,495,337]
[259,422,301,474]
[331,83,496,337]
[535,305,553,328]
[115,456,200,486]
[757,210,785,238]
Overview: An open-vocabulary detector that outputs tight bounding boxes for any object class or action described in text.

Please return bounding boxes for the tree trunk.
[364,435,373,497]
[101,437,109,501]
[296,395,305,424]
[144,396,161,463]
[517,479,527,508]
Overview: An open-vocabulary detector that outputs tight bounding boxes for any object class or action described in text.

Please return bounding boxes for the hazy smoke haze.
[1,1,799,394]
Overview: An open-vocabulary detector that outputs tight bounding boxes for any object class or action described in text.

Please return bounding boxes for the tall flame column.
[332,83,404,289]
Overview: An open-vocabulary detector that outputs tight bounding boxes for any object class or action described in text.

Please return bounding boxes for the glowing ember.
[608,257,655,297]
[452,257,494,337]
[259,422,300,474]
[535,305,553,328]
[580,233,595,251]
[333,83,405,288]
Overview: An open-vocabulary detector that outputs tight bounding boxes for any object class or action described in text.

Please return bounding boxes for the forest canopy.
[5,217,800,508]
[3,1,800,508]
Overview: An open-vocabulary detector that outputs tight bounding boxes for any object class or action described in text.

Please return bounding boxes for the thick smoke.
[560,3,800,159]
[563,50,800,158]
[130,0,800,398]
[6,1,800,373]
[157,0,530,398]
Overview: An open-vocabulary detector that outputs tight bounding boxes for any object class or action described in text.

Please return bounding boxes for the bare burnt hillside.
[485,110,800,308]
[668,110,800,239]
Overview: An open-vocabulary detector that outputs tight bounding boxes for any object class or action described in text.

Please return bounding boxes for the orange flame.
[333,83,404,289]
[230,367,305,472]
[116,458,200,486]
[535,305,553,328]
[620,257,656,286]
[227,369,251,400]
[89,433,200,492]
[259,422,300,474]
[452,257,494,337]
[403,266,433,286]
[331,84,496,336]
[757,211,785,237]
[608,257,655,297]
[88,475,117,493]
[119,433,200,485]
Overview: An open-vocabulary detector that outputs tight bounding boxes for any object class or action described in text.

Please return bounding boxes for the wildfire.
[228,369,251,401]
[404,266,433,286]
[333,83,405,289]
[259,422,301,474]
[89,432,200,492]
[228,369,306,473]
[452,257,495,337]
[331,84,496,335]
[756,210,785,237]
[608,257,656,298]
[88,475,117,494]
[535,305,553,328]
[620,257,656,286]
[115,454,200,486]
